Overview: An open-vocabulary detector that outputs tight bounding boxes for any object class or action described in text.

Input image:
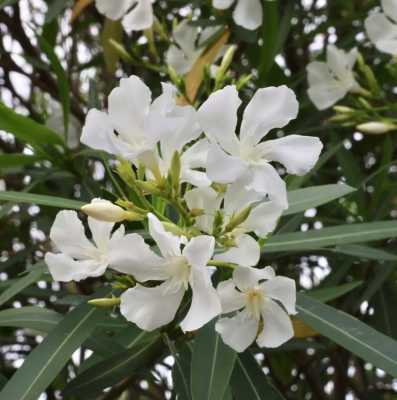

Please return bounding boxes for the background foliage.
[0,0,397,399]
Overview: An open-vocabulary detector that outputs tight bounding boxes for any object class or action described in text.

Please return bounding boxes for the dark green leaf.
[330,244,397,261]
[0,154,42,169]
[308,281,363,303]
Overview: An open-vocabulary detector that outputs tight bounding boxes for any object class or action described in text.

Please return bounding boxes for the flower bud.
[333,106,354,114]
[356,121,397,135]
[169,150,181,193]
[88,297,121,307]
[81,198,140,222]
[224,206,252,233]
[108,39,134,63]
[215,45,237,85]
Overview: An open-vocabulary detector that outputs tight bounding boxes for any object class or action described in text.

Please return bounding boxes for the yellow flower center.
[245,287,265,321]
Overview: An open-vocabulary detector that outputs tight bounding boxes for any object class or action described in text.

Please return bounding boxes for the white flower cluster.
[45,75,323,352]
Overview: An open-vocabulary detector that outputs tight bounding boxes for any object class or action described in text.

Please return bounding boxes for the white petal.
[166,45,195,75]
[181,169,212,187]
[382,0,397,22]
[307,61,331,87]
[181,139,210,169]
[95,0,134,19]
[122,0,153,32]
[148,213,182,258]
[184,186,222,233]
[307,80,348,110]
[87,217,114,251]
[233,0,263,30]
[172,20,199,58]
[213,0,234,9]
[248,164,288,209]
[215,310,258,352]
[120,282,184,331]
[207,144,247,184]
[244,200,283,237]
[180,266,221,331]
[258,135,323,175]
[109,233,168,281]
[217,279,245,313]
[365,13,397,55]
[198,85,241,155]
[215,234,260,267]
[108,75,151,142]
[183,235,215,268]
[326,45,356,82]
[233,266,275,291]
[45,252,106,282]
[256,299,294,348]
[261,276,296,315]
[240,86,298,146]
[49,210,96,259]
[81,109,119,155]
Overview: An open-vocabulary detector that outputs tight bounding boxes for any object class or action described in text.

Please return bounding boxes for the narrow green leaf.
[63,337,161,398]
[0,154,41,169]
[330,244,397,261]
[0,102,64,146]
[231,352,284,400]
[0,307,62,333]
[0,264,47,307]
[265,221,397,253]
[297,293,397,377]
[0,302,105,400]
[191,320,237,400]
[284,184,355,216]
[308,281,363,303]
[171,343,192,400]
[102,19,123,74]
[38,36,70,136]
[0,191,85,209]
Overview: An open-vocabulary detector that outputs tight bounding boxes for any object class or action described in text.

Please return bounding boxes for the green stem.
[207,259,236,269]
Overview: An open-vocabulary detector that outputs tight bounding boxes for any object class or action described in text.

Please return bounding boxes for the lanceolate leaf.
[297,294,397,377]
[0,264,47,307]
[0,303,105,400]
[265,221,397,253]
[0,154,42,169]
[284,184,355,216]
[0,307,62,333]
[191,320,236,400]
[0,102,64,147]
[231,352,284,400]
[0,191,85,210]
[308,281,363,303]
[330,244,397,261]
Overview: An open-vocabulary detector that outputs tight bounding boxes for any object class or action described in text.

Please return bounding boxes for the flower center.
[245,287,265,321]
[239,143,263,165]
[164,256,191,293]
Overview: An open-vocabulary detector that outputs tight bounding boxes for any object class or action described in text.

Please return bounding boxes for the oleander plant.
[0,1,397,399]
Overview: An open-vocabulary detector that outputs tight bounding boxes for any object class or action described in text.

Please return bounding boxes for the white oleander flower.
[215,265,296,352]
[198,85,322,208]
[81,76,207,187]
[185,181,283,238]
[166,21,221,75]
[213,0,263,30]
[95,0,153,32]
[44,210,129,282]
[365,0,397,56]
[118,213,221,332]
[307,45,359,110]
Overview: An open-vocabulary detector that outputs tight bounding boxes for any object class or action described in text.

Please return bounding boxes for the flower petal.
[240,86,298,146]
[326,45,357,83]
[233,266,275,292]
[382,0,397,22]
[215,309,258,352]
[257,134,323,175]
[307,80,348,110]
[95,0,134,20]
[256,299,294,348]
[215,234,260,267]
[120,282,184,331]
[233,0,263,30]
[198,85,241,155]
[181,169,212,188]
[244,200,283,237]
[207,144,247,184]
[183,235,215,268]
[148,213,182,258]
[248,164,288,209]
[122,0,153,32]
[213,0,234,10]
[81,109,119,155]
[166,45,195,75]
[217,279,245,313]
[180,266,221,331]
[365,13,397,55]
[261,276,296,315]
[45,252,106,282]
[108,75,151,142]
[109,233,168,281]
[49,210,96,259]
[87,216,114,251]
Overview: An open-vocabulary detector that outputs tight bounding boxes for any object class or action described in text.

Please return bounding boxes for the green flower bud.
[88,297,121,307]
